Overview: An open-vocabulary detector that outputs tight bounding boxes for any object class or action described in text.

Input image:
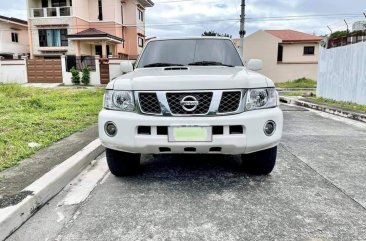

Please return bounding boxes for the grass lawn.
[281,91,311,97]
[306,97,366,113]
[275,78,317,89]
[0,84,104,172]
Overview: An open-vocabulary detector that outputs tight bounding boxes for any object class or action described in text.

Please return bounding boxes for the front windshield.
[136,39,243,68]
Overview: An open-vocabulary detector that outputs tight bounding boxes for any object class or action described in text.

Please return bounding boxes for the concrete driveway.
[7,104,366,241]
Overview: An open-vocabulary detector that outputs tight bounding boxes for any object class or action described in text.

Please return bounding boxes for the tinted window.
[137,39,243,68]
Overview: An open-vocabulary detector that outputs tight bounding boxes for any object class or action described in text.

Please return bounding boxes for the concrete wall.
[0,59,28,84]
[275,63,318,83]
[243,30,319,82]
[75,0,90,21]
[109,59,135,80]
[282,43,319,63]
[317,41,366,105]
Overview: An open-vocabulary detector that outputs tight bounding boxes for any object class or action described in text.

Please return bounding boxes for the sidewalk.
[0,125,99,207]
[280,96,366,123]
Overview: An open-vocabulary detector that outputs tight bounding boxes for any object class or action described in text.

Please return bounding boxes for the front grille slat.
[139,93,161,114]
[138,90,243,116]
[167,92,213,115]
[218,91,242,113]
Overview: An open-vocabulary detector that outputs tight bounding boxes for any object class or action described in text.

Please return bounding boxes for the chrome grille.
[218,91,242,113]
[166,92,213,115]
[138,93,161,114]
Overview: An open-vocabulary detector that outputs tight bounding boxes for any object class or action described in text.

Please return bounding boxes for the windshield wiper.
[188,61,234,67]
[144,63,184,68]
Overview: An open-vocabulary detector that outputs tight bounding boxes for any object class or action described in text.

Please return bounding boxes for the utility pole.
[239,0,246,59]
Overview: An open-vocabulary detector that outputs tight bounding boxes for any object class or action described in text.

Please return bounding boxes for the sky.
[1,0,365,38]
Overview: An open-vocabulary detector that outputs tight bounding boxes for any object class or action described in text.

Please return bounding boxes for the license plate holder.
[168,126,212,142]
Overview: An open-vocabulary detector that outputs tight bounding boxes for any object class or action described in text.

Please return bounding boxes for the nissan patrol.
[99,37,283,176]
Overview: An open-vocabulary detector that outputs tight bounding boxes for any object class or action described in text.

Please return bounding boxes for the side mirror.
[120,61,133,74]
[247,59,263,71]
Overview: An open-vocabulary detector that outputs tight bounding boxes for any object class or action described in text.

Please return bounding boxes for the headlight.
[103,90,135,112]
[245,88,278,111]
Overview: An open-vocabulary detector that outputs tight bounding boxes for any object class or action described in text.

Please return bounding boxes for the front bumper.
[98,107,283,155]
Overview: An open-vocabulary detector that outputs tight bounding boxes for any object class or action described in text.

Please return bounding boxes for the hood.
[109,66,273,91]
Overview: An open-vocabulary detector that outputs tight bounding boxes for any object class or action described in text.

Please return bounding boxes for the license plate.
[168,126,212,142]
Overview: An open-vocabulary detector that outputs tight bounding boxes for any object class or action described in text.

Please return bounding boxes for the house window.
[39,29,68,47]
[42,0,48,8]
[138,37,144,47]
[98,0,103,21]
[138,9,144,22]
[304,46,315,55]
[11,33,19,43]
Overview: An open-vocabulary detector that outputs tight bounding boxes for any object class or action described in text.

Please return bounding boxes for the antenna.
[327,25,333,35]
[344,19,349,33]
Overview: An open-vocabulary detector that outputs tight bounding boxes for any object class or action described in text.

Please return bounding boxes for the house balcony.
[31,6,72,18]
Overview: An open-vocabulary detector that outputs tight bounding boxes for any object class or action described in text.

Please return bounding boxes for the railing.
[327,34,366,49]
[66,56,96,72]
[31,6,72,18]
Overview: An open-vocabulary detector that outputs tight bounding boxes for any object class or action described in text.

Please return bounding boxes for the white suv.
[99,37,283,176]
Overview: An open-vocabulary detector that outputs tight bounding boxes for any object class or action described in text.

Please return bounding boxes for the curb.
[0,139,105,241]
[280,96,366,123]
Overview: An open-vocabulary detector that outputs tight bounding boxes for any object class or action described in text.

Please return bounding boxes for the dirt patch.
[0,191,34,208]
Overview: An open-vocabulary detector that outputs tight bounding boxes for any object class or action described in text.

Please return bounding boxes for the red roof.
[265,30,322,43]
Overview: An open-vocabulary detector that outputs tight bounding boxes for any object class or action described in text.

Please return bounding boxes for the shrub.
[81,67,91,85]
[70,67,80,85]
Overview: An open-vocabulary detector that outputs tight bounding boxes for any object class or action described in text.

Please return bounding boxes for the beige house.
[242,30,322,82]
[0,16,29,59]
[27,0,154,59]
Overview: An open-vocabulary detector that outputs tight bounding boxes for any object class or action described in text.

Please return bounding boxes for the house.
[243,30,322,82]
[26,0,154,59]
[0,15,29,59]
[232,38,240,50]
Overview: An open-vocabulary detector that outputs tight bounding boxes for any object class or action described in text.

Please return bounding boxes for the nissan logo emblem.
[180,96,199,112]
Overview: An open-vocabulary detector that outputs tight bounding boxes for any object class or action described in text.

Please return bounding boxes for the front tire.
[240,146,277,175]
[106,148,141,176]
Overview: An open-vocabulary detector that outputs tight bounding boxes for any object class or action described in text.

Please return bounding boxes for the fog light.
[105,122,117,137]
[264,121,276,136]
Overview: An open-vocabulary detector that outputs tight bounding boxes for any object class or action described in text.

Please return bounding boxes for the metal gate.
[27,59,62,83]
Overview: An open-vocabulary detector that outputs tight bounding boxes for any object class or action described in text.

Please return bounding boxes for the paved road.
[8,104,366,241]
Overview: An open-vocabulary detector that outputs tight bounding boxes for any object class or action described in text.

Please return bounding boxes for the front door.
[95,45,102,57]
[95,45,110,58]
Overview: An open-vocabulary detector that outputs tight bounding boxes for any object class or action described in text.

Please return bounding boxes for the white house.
[0,15,29,59]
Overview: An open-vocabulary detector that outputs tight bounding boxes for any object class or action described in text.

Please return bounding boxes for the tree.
[202,31,232,38]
